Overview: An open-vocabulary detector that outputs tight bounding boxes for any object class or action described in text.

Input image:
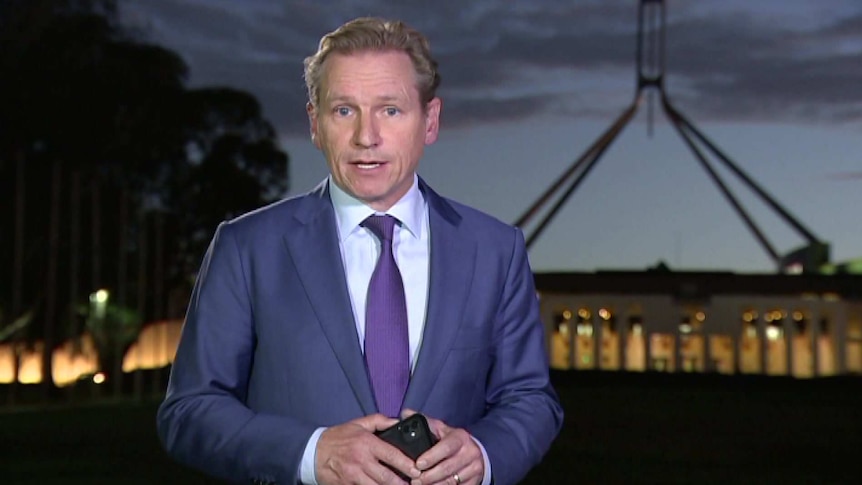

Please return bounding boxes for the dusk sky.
[120,0,862,273]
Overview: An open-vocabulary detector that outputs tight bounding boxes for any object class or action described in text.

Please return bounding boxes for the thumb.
[358,413,399,432]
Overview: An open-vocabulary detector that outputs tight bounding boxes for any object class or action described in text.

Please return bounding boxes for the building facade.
[537,271,862,377]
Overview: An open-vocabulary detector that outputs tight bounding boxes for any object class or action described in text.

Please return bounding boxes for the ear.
[307,102,322,149]
[423,97,442,145]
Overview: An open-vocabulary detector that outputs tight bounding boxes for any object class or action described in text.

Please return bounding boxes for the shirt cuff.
[471,435,493,485]
[299,427,326,484]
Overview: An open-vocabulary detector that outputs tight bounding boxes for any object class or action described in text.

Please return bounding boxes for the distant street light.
[89,289,110,320]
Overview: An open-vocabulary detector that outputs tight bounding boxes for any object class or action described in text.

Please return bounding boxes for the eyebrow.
[325,93,408,105]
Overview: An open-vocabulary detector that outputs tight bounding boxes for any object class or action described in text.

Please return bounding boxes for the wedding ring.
[453,473,462,484]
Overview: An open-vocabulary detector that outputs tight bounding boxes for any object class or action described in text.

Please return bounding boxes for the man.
[157,17,563,485]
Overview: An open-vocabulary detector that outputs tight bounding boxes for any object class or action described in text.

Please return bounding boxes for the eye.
[384,106,400,116]
[334,106,352,117]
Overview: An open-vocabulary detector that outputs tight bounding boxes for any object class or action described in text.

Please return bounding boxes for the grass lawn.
[1,371,860,484]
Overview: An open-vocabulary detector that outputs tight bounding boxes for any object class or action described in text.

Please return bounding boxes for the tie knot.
[362,214,397,243]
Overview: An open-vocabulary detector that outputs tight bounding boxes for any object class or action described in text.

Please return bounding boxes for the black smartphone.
[375,414,437,479]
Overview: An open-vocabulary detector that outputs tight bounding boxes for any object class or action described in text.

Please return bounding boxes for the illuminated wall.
[540,292,862,378]
[625,321,646,371]
[122,320,183,372]
[680,334,705,372]
[599,320,620,370]
[0,319,182,385]
[52,333,100,386]
[709,335,734,374]
[550,323,571,370]
[0,342,44,384]
[650,333,675,372]
[847,314,862,373]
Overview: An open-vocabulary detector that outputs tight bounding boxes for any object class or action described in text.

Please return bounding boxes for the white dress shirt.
[300,175,491,485]
[331,174,431,369]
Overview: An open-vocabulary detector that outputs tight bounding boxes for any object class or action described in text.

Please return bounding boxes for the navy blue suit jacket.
[157,179,563,485]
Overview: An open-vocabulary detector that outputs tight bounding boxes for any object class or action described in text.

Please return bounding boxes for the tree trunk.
[42,160,62,398]
[134,212,147,400]
[90,179,102,398]
[68,171,81,401]
[91,180,102,291]
[114,188,128,397]
[9,149,26,405]
[153,212,165,394]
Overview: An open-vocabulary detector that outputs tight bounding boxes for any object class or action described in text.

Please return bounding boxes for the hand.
[316,414,422,485]
[402,410,484,485]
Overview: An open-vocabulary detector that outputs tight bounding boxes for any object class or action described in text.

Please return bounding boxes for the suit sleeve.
[156,222,315,484]
[465,227,564,485]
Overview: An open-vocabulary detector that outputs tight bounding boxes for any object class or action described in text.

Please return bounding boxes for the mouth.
[351,160,385,170]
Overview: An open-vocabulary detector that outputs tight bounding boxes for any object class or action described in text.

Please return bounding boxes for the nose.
[352,111,380,148]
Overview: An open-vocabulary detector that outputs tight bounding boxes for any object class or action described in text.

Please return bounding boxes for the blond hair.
[304,17,441,108]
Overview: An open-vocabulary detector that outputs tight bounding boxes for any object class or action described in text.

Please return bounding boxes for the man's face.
[308,50,441,211]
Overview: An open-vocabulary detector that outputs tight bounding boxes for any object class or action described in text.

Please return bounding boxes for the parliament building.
[538,270,862,377]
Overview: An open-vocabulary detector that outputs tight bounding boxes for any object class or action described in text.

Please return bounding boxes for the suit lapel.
[404,181,477,411]
[282,183,377,415]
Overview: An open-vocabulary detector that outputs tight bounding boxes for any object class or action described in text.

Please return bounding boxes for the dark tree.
[0,0,288,391]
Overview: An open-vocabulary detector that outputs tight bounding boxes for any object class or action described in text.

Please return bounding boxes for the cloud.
[121,0,862,136]
[441,94,558,128]
[660,9,862,123]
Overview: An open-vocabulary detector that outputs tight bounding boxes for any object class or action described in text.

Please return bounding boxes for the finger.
[420,414,451,440]
[413,460,483,485]
[417,466,482,485]
[376,440,422,481]
[414,430,483,484]
[415,428,465,471]
[367,458,418,485]
[342,460,410,485]
[357,413,400,433]
[328,460,393,485]
[316,417,413,484]
[414,459,483,485]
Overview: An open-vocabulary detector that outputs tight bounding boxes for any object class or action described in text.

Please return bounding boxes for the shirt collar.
[329,174,425,242]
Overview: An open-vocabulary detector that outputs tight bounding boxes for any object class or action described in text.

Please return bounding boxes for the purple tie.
[362,215,410,417]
